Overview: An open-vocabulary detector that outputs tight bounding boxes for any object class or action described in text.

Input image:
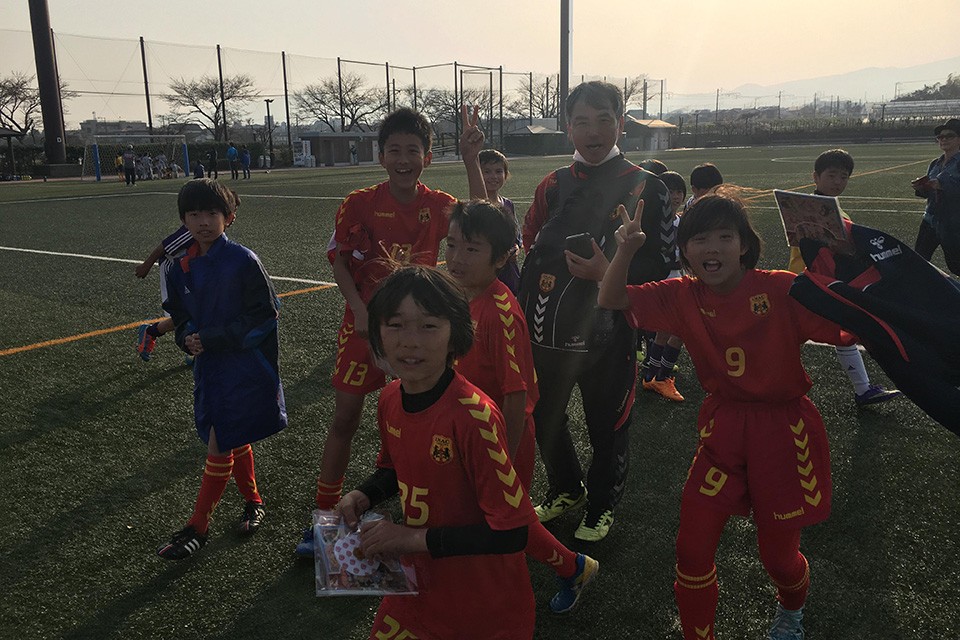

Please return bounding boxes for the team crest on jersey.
[430,435,453,464]
[539,273,556,293]
[750,293,771,316]
[418,208,431,224]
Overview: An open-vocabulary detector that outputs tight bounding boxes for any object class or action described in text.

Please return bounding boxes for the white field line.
[0,246,334,286]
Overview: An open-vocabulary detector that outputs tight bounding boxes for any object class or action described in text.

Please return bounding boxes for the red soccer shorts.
[331,312,387,395]
[682,394,832,531]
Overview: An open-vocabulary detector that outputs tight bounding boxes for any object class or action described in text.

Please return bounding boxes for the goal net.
[81,134,190,182]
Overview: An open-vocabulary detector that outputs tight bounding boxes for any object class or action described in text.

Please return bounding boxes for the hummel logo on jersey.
[868,235,902,262]
[184,286,191,294]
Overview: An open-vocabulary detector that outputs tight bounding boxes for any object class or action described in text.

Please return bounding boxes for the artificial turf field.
[1,142,958,640]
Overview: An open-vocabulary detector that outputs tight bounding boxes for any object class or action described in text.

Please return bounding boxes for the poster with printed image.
[774,190,854,253]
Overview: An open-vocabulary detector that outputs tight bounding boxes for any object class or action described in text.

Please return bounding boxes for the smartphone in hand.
[565,232,595,259]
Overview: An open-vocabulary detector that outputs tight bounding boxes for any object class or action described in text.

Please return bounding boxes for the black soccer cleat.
[238,501,265,535]
[157,525,207,560]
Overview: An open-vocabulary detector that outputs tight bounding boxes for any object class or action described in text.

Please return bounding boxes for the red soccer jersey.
[372,373,537,639]
[456,279,538,487]
[333,181,456,302]
[456,279,538,416]
[624,269,848,402]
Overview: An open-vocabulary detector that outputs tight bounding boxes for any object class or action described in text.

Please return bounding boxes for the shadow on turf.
[1,366,187,450]
[59,532,294,640]
[207,561,374,640]
[0,443,199,589]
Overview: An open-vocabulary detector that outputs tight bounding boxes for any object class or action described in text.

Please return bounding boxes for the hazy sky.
[3,0,955,95]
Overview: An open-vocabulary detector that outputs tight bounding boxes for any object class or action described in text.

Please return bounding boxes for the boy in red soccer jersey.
[298,107,486,554]
[446,199,598,613]
[338,266,537,639]
[600,190,854,640]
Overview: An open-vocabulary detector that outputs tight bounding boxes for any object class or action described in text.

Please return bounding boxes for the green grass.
[2,143,958,640]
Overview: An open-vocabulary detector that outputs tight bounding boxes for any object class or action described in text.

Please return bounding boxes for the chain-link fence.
[2,28,958,172]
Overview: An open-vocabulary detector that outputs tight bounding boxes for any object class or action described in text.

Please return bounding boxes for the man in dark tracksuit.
[518,81,675,542]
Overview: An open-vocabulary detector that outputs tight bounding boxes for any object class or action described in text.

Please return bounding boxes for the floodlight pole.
[559,0,571,128]
[140,37,154,137]
[265,99,274,167]
[28,0,66,164]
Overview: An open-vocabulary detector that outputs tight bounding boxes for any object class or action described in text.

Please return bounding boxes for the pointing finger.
[617,203,631,225]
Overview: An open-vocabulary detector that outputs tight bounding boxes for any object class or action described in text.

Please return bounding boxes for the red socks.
[316,476,344,510]
[674,564,719,640]
[187,453,234,535]
[524,520,578,578]
[231,444,262,504]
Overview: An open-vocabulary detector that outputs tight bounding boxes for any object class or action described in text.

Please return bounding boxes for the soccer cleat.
[157,525,207,560]
[767,603,804,640]
[854,384,902,407]
[238,500,265,534]
[645,378,685,402]
[136,324,157,362]
[549,553,599,614]
[574,508,614,542]
[295,526,315,557]
[534,483,587,523]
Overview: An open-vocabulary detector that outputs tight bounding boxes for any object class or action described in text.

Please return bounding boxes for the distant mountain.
[732,56,960,104]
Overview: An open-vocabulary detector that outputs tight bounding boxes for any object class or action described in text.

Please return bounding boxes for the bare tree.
[417,87,491,131]
[0,72,77,142]
[0,73,40,137]
[294,73,386,132]
[162,74,259,141]
[623,75,649,110]
[505,75,559,121]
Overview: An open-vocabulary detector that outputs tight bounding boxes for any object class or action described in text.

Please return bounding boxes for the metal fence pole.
[337,57,345,131]
[282,51,293,158]
[385,62,391,113]
[498,66,503,150]
[217,44,227,139]
[454,61,459,155]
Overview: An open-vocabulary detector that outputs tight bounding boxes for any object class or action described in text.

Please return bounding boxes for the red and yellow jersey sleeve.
[457,279,537,410]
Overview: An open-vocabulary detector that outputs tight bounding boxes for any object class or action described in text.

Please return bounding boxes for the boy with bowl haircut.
[157,179,286,559]
[517,81,677,542]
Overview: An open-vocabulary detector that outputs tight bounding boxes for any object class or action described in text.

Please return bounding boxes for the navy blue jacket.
[790,223,960,436]
[164,234,287,449]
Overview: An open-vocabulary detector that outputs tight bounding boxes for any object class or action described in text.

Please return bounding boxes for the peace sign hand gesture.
[459,105,484,160]
[614,199,647,252]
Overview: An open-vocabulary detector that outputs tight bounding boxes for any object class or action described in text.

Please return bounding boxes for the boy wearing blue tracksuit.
[157,178,287,560]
